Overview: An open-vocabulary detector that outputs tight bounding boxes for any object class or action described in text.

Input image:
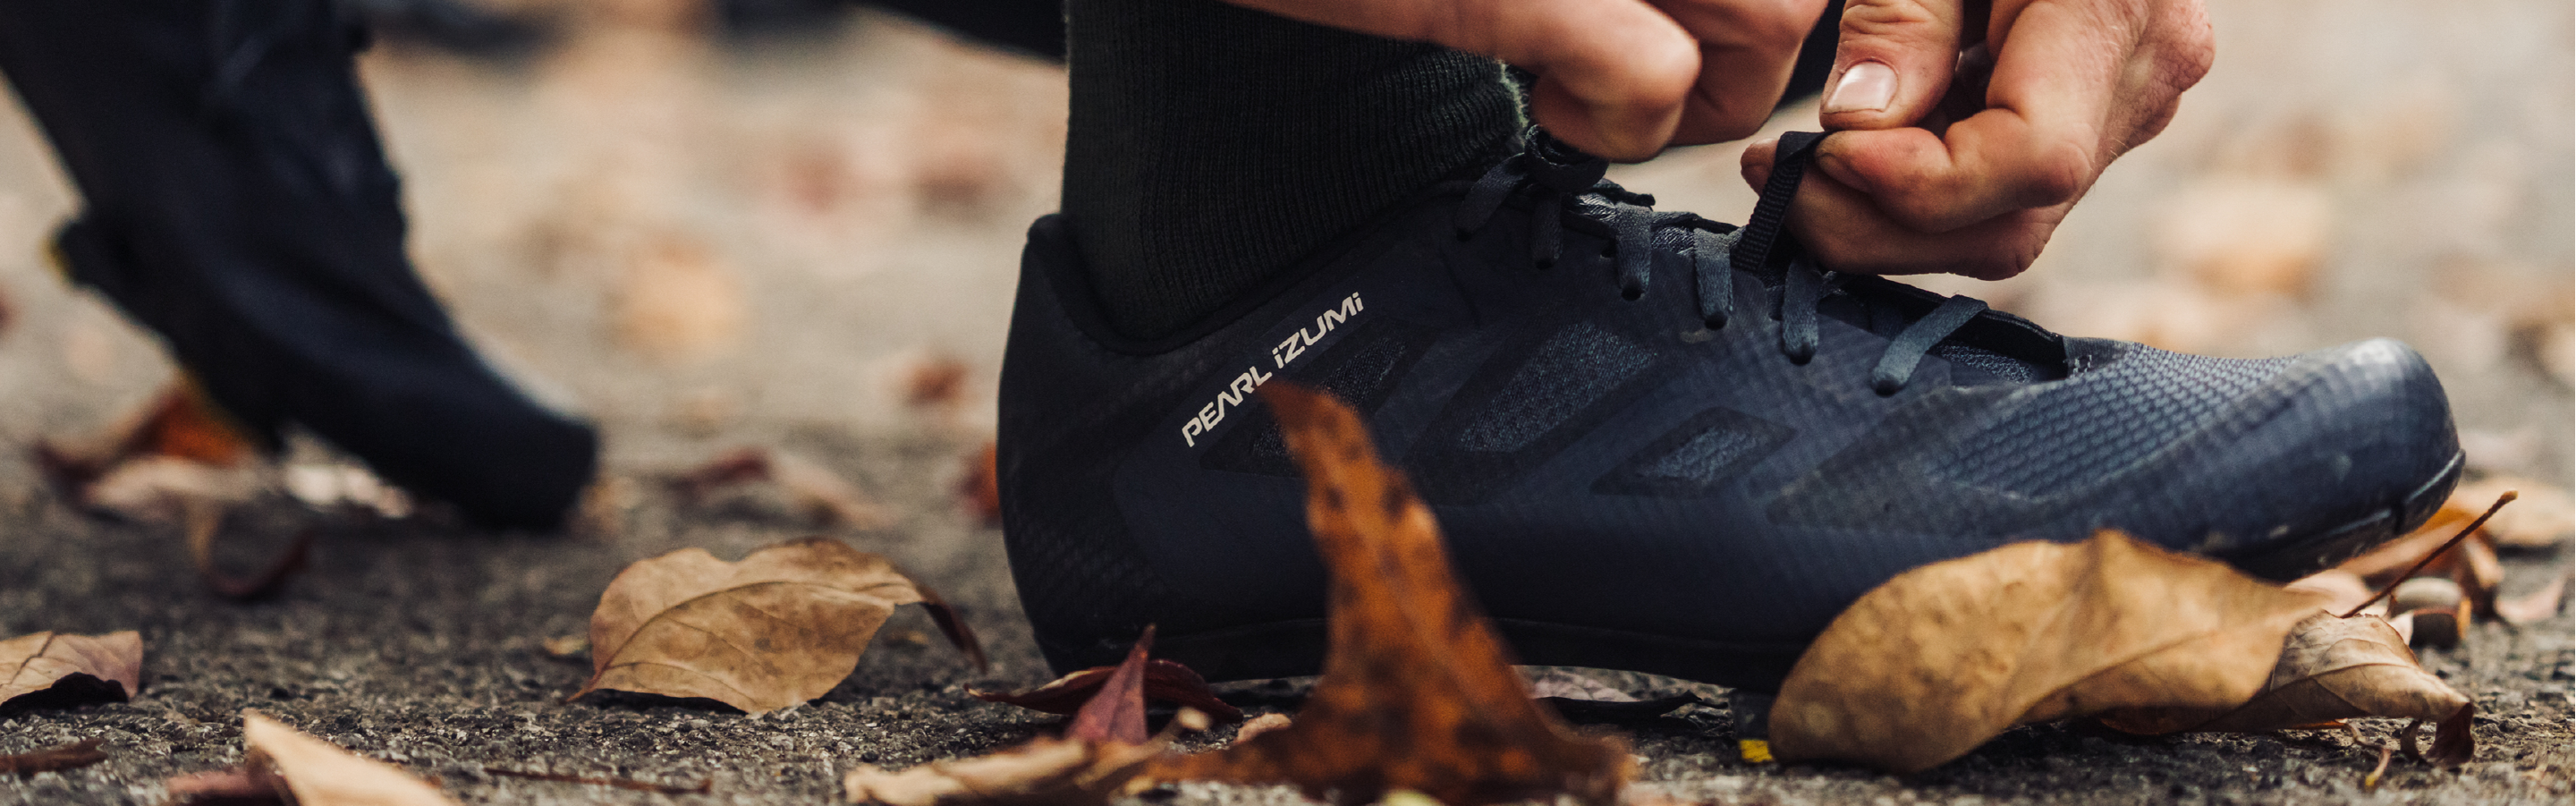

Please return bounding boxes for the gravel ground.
[1,0,2571,803]
[0,436,2566,806]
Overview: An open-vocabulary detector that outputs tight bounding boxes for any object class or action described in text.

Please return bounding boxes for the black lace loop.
[1688,228,1736,328]
[1453,130,1995,395]
[1873,295,1990,395]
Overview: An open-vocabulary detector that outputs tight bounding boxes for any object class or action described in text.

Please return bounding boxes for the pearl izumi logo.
[1182,293,1366,448]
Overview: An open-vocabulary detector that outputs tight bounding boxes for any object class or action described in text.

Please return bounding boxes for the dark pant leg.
[1059,0,1521,341]
[0,0,597,530]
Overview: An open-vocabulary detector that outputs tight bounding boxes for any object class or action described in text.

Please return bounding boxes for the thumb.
[1819,0,1967,130]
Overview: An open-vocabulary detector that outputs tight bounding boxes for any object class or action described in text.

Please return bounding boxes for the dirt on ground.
[0,0,2570,803]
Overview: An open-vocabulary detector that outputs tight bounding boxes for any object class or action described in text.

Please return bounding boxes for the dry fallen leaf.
[574,537,984,714]
[0,631,141,711]
[960,442,1000,526]
[900,352,970,413]
[2155,178,2332,300]
[2451,476,2572,549]
[2339,493,2512,620]
[0,740,106,776]
[845,735,1165,806]
[612,235,744,365]
[1147,385,1631,806]
[847,632,1168,806]
[281,463,413,520]
[971,647,1241,723]
[231,711,457,806]
[183,510,312,602]
[2496,565,2572,625]
[165,768,276,804]
[670,447,891,530]
[35,382,258,497]
[1231,713,1292,744]
[2100,612,2474,766]
[1768,531,2328,773]
[2286,570,2377,616]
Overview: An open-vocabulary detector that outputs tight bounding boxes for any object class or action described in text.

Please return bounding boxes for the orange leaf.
[1147,384,1629,806]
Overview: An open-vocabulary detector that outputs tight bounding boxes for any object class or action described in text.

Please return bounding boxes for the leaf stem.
[2342,491,2516,619]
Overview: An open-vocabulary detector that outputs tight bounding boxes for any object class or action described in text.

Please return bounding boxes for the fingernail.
[1824,62,1897,114]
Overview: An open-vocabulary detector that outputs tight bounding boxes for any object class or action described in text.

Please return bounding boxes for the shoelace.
[1453,131,1990,396]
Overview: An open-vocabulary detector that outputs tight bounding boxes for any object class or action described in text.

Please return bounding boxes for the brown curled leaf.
[1146,384,1630,806]
[1064,628,1154,745]
[0,739,107,776]
[574,537,984,715]
[1768,531,2326,773]
[843,735,1165,806]
[2450,476,2572,549]
[184,508,311,602]
[961,442,1001,526]
[669,447,890,530]
[971,659,1241,723]
[2496,564,2572,624]
[0,631,141,712]
[844,620,1167,804]
[2097,612,2471,753]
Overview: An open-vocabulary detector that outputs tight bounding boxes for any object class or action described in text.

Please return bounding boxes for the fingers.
[1811,1,2137,232]
[1658,0,1831,146]
[1501,0,1704,158]
[1819,0,1967,130]
[1223,0,1822,159]
[1742,139,2063,278]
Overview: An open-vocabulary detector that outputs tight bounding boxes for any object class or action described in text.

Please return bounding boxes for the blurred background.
[0,0,2565,498]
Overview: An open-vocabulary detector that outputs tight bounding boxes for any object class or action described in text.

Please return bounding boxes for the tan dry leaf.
[1768,531,2327,773]
[1146,385,1631,806]
[2285,570,2377,616]
[2451,477,2572,549]
[612,235,743,365]
[0,631,141,710]
[2155,179,2333,300]
[845,736,1164,806]
[670,447,890,530]
[239,710,457,806]
[574,537,981,714]
[1231,713,1292,744]
[2099,613,2473,765]
[2496,565,2572,625]
[30,381,266,530]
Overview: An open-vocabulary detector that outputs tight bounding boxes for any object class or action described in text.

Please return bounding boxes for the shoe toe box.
[2199,337,2462,577]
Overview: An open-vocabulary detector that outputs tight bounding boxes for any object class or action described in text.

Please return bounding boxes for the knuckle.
[1838,0,1945,43]
[2016,143,2092,208]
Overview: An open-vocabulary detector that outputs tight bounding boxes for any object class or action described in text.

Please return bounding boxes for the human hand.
[1217,0,1829,161]
[1742,0,2214,279]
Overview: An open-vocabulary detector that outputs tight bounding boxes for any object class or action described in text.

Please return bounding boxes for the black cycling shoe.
[0,0,597,530]
[997,131,2462,692]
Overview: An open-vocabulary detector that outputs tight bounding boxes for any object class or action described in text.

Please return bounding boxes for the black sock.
[1061,0,1518,340]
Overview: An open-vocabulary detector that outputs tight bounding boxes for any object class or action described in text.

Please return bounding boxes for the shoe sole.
[1150,448,2468,693]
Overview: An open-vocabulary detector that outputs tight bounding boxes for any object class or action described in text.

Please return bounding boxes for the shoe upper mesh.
[1456,320,1657,453]
[1939,347,2295,497]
